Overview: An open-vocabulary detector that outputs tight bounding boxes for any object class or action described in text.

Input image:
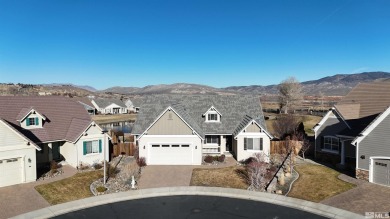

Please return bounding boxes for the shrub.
[136,157,147,167]
[96,186,107,193]
[92,162,103,170]
[50,160,58,171]
[105,161,118,178]
[204,155,214,163]
[217,155,225,162]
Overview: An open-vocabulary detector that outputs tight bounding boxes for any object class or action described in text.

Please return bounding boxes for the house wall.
[138,135,202,165]
[344,140,355,158]
[235,132,270,162]
[20,114,43,129]
[62,125,107,167]
[246,123,261,132]
[36,143,49,165]
[0,121,37,184]
[358,114,390,171]
[148,110,193,135]
[315,112,348,160]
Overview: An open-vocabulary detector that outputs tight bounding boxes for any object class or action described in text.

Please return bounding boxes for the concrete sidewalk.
[0,165,77,219]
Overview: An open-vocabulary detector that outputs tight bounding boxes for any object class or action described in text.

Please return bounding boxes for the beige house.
[132,95,273,165]
[0,96,109,187]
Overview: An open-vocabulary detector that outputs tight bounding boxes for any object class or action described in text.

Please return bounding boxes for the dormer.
[203,106,222,123]
[17,108,46,129]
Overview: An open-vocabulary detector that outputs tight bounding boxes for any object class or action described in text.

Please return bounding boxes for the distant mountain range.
[101,71,390,96]
[2,71,390,97]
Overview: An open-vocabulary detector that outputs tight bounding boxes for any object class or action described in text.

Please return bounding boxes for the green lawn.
[288,164,355,202]
[35,170,103,205]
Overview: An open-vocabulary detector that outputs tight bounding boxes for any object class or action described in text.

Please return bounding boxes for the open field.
[92,114,137,123]
[35,171,103,205]
[288,164,355,202]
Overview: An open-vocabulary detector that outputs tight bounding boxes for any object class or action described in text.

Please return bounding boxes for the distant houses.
[91,98,128,114]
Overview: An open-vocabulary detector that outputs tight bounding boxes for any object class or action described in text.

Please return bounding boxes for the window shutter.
[83,141,87,155]
[99,139,102,153]
[26,118,30,126]
[244,138,247,150]
[260,138,263,150]
[35,117,39,126]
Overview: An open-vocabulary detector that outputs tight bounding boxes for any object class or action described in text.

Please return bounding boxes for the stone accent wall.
[356,169,369,181]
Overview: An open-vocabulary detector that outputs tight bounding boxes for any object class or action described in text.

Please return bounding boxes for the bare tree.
[247,153,270,191]
[272,114,302,139]
[278,77,303,114]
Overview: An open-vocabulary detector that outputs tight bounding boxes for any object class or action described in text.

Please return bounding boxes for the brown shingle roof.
[0,96,92,143]
[336,81,390,118]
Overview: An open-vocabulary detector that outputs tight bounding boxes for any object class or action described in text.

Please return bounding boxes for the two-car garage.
[0,157,23,187]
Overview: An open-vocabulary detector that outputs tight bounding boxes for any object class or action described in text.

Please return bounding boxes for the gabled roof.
[0,96,92,143]
[232,115,273,138]
[203,106,222,116]
[16,107,46,122]
[132,95,267,136]
[0,118,41,150]
[93,98,126,108]
[352,106,390,145]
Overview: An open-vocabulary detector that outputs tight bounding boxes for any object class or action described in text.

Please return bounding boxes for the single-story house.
[91,98,127,114]
[0,96,109,187]
[132,95,273,165]
[314,81,390,187]
[71,97,96,115]
[124,98,142,113]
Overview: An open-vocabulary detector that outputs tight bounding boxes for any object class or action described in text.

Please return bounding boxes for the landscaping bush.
[136,157,147,167]
[204,155,214,163]
[105,161,118,178]
[78,162,90,170]
[92,162,103,170]
[96,186,107,193]
[217,154,225,162]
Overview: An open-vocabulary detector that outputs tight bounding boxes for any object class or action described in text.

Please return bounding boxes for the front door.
[52,142,61,161]
[225,136,232,151]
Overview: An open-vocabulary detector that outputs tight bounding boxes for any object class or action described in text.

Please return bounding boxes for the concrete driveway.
[321,174,390,215]
[0,165,77,219]
[138,157,237,189]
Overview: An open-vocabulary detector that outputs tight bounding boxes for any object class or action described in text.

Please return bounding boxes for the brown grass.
[288,164,355,202]
[92,114,136,123]
[265,114,322,137]
[190,166,248,189]
[35,170,103,205]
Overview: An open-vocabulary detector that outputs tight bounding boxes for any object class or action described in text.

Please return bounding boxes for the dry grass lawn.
[288,164,355,202]
[265,114,322,137]
[92,114,136,123]
[35,171,103,205]
[190,166,248,189]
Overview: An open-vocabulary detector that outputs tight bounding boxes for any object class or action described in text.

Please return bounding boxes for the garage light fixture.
[360,155,365,159]
[28,158,31,163]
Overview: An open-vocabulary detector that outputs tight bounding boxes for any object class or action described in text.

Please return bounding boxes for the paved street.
[53,195,328,219]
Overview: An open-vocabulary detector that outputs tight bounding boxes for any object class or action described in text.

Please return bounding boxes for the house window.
[83,140,101,155]
[205,136,219,144]
[323,136,339,152]
[207,113,218,121]
[244,138,263,150]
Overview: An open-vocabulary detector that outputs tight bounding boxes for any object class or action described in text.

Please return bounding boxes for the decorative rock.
[285,172,291,178]
[278,173,285,186]
[276,190,283,195]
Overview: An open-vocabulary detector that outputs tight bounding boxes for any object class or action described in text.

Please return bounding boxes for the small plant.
[105,161,118,178]
[96,186,107,193]
[136,157,147,167]
[50,160,58,171]
[92,161,103,170]
[204,155,214,163]
[217,155,225,162]
[78,162,90,170]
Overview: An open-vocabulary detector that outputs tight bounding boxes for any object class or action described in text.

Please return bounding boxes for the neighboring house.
[71,97,96,115]
[132,95,273,165]
[124,98,143,113]
[0,96,109,188]
[314,81,390,187]
[91,98,127,114]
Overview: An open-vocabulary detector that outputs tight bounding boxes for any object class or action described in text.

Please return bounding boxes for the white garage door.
[0,157,23,187]
[373,159,390,186]
[149,144,193,165]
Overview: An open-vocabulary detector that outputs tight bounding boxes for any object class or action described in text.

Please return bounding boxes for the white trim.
[369,156,390,184]
[313,108,350,133]
[73,121,109,143]
[17,108,46,122]
[0,119,41,151]
[202,105,222,117]
[332,106,351,129]
[234,119,273,139]
[352,106,390,145]
[321,135,340,154]
[138,135,199,138]
[137,106,203,140]
[321,149,339,154]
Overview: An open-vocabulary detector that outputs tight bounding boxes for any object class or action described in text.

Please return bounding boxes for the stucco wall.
[235,132,270,162]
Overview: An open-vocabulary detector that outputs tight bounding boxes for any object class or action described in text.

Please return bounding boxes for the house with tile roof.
[91,98,127,114]
[132,95,273,165]
[313,81,390,187]
[0,96,109,187]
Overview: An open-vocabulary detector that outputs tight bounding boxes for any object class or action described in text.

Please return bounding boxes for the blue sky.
[0,0,389,90]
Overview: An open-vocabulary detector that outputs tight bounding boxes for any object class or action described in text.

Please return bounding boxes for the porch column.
[340,141,345,165]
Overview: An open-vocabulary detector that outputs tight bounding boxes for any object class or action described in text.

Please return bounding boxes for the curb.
[11,187,364,219]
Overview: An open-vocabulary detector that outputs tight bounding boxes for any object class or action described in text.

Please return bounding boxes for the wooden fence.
[112,142,135,157]
[270,140,303,155]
